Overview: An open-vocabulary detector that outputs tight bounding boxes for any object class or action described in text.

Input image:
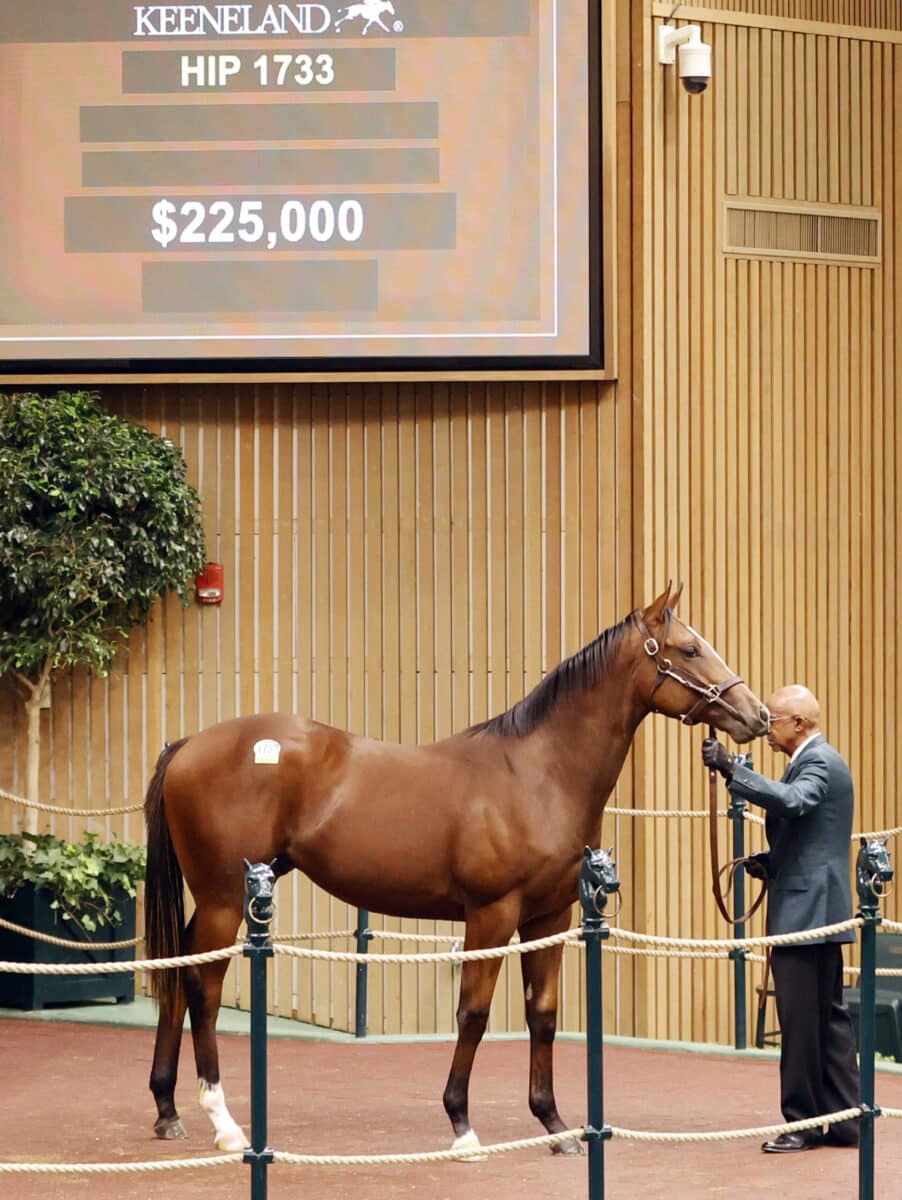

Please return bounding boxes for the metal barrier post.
[354,908,372,1038]
[729,752,752,1050]
[855,839,893,1200]
[579,846,618,1200]
[243,861,276,1200]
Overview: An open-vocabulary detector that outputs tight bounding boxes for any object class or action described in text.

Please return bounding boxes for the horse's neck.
[536,646,649,816]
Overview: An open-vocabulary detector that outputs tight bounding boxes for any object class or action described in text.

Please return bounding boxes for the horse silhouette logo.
[334,1,398,35]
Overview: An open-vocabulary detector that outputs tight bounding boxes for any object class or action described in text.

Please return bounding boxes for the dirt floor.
[3,1019,902,1199]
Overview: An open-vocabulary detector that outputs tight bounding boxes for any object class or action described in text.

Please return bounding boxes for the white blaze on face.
[198,1080,249,1151]
[685,623,731,672]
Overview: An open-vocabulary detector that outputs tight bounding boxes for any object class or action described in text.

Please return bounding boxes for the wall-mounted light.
[657,24,712,95]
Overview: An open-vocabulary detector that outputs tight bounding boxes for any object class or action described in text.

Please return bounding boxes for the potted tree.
[0,831,146,1009]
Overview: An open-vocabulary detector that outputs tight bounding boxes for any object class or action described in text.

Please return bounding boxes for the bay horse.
[143,584,768,1154]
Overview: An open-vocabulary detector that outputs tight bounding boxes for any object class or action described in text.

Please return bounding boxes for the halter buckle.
[643,637,660,657]
[704,684,721,702]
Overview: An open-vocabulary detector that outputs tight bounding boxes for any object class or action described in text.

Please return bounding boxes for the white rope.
[0,1154,243,1175]
[608,1108,864,1144]
[0,945,242,975]
[271,929,582,964]
[0,914,141,950]
[0,786,142,816]
[274,1128,584,1166]
[272,929,464,945]
[605,944,732,961]
[3,780,899,840]
[883,1108,902,1119]
[843,966,902,977]
[881,920,902,933]
[607,918,863,953]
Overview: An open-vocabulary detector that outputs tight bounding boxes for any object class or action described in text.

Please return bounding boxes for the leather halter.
[637,614,764,924]
[638,619,746,726]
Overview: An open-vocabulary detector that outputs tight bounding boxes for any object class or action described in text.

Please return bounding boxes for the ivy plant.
[0,832,146,933]
[0,389,207,831]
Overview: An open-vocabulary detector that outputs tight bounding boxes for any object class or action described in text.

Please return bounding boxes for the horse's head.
[856,837,893,906]
[636,584,769,743]
[579,845,620,916]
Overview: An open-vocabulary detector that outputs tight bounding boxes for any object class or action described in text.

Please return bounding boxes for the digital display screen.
[0,1,601,372]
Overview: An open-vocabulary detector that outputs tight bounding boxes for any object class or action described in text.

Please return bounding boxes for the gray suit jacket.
[728,734,855,944]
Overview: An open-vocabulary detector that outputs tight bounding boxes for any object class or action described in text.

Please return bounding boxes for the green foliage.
[0,831,146,933]
[0,389,206,680]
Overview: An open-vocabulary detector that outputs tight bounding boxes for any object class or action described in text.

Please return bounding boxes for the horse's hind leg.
[150,975,190,1140]
[519,906,583,1155]
[183,904,249,1151]
[442,900,519,1155]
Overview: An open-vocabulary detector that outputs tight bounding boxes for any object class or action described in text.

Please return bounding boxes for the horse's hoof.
[214,1127,250,1153]
[551,1136,584,1156]
[451,1130,487,1162]
[154,1117,188,1141]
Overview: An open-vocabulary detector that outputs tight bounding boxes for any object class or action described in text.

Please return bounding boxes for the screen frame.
[1,2,605,381]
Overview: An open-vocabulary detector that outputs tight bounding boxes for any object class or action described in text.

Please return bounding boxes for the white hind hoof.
[451,1130,487,1162]
[214,1127,250,1152]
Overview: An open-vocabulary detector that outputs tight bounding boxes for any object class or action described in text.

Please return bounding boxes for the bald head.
[765,685,821,755]
[767,685,820,725]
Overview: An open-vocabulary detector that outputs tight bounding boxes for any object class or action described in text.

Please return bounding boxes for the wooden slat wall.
[637,9,901,1043]
[698,0,902,28]
[0,378,636,1036]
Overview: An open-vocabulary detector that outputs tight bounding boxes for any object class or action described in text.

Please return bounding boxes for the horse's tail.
[143,738,189,1020]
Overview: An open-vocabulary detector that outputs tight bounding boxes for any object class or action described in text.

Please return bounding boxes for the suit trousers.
[770,941,860,1145]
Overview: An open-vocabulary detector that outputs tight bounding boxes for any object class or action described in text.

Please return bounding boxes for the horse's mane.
[467,609,643,739]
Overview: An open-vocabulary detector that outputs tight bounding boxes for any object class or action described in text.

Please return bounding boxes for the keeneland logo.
[132,3,403,36]
[334,1,397,35]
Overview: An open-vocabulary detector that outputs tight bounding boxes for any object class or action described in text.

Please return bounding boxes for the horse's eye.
[681,646,699,659]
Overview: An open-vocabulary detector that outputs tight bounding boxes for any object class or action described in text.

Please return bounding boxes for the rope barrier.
[0,1154,244,1175]
[273,1128,584,1166]
[0,787,142,816]
[607,1107,864,1144]
[607,918,863,954]
[3,782,899,840]
[0,944,241,975]
[270,929,581,964]
[0,914,142,950]
[0,917,883,974]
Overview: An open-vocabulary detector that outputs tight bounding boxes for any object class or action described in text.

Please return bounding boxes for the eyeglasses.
[767,714,796,727]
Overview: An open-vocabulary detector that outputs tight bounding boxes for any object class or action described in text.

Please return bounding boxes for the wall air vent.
[724,200,881,266]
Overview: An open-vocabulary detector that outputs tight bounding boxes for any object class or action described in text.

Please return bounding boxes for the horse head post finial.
[856,837,894,912]
[579,845,621,924]
[244,860,276,945]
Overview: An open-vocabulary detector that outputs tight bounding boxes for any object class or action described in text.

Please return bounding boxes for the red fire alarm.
[195,562,224,605]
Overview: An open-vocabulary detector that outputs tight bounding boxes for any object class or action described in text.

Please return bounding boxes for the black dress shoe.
[761,1131,823,1153]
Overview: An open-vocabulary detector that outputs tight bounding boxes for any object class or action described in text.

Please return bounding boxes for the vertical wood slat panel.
[642,13,901,1045]
[689,0,902,29]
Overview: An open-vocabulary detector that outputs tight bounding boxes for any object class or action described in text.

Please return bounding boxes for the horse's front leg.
[442,899,519,1156]
[184,905,249,1152]
[518,906,583,1155]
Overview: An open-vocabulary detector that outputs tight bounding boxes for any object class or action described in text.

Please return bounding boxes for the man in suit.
[703,684,860,1153]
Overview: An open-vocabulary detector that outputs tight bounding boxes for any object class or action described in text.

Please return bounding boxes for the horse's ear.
[669,581,684,610]
[642,584,673,631]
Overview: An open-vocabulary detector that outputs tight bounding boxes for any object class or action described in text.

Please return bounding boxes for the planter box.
[0,884,136,1010]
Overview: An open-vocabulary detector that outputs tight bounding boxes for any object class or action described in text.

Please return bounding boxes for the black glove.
[743,853,770,882]
[702,737,735,781]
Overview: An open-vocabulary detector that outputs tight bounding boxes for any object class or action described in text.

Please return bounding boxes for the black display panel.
[0,1,602,374]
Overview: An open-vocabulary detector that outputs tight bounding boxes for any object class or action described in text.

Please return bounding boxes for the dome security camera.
[678,40,712,94]
[657,23,712,95]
